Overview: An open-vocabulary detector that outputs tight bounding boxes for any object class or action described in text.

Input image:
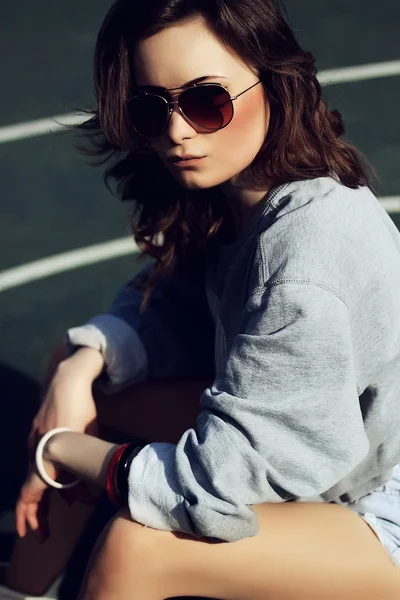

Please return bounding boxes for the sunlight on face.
[133,17,270,191]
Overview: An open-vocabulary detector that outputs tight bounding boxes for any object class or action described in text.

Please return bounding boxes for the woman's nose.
[166,103,197,142]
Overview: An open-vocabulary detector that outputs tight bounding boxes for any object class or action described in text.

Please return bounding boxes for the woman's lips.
[172,157,206,167]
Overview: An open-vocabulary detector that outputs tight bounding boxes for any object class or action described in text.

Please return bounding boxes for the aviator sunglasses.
[127,80,262,140]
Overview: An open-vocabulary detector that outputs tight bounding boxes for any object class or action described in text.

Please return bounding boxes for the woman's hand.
[15,463,56,539]
[27,347,105,462]
[21,346,105,517]
[16,460,100,540]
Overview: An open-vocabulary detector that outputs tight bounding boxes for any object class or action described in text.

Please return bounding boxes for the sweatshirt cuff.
[127,442,195,535]
[126,438,260,542]
[65,314,149,391]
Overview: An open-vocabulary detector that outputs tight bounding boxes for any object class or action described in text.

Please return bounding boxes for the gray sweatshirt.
[67,176,400,542]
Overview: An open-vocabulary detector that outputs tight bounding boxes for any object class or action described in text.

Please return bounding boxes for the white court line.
[0,197,399,293]
[318,59,400,86]
[0,237,138,293]
[0,58,399,292]
[379,196,400,213]
[0,59,400,144]
[0,112,88,144]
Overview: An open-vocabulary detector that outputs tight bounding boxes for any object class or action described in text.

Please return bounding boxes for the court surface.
[0,0,399,574]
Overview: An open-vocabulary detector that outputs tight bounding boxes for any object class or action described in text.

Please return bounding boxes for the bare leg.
[79,503,400,600]
[5,340,210,595]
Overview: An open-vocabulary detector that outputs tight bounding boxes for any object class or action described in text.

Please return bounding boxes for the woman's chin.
[174,173,213,190]
[173,171,232,191]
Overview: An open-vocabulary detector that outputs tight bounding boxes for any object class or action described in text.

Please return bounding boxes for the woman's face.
[133,17,271,190]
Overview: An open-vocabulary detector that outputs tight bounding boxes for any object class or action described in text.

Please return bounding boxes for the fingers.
[16,495,51,542]
[16,472,51,540]
[16,499,39,537]
[26,501,40,533]
[15,499,27,538]
[15,497,36,539]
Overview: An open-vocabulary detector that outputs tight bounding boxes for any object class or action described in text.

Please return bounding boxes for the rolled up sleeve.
[126,282,369,541]
[66,314,148,391]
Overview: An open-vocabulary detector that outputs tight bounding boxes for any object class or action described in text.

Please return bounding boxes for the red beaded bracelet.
[106,443,131,507]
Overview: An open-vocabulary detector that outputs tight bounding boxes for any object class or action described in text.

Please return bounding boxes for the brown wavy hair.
[74,0,374,309]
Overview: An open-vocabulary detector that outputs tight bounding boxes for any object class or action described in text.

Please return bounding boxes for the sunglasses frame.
[127,80,262,139]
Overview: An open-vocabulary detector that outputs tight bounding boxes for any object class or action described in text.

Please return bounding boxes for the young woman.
[3,0,400,598]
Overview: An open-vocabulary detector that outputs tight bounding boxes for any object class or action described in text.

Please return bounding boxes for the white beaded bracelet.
[35,427,81,489]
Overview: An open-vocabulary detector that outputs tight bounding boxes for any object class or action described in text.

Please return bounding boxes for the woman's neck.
[218,176,275,239]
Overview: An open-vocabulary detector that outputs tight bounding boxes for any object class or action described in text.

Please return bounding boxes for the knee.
[82,510,163,594]
[101,509,155,559]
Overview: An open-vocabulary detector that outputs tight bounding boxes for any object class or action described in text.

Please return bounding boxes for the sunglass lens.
[180,85,233,130]
[128,94,168,138]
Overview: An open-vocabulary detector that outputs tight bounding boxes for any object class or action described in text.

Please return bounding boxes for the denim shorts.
[345,464,400,567]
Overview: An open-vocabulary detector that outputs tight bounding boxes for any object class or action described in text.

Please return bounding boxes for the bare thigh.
[149,501,400,600]
[88,363,400,598]
[43,343,400,598]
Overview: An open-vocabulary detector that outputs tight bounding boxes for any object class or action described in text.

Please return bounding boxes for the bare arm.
[44,431,120,489]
